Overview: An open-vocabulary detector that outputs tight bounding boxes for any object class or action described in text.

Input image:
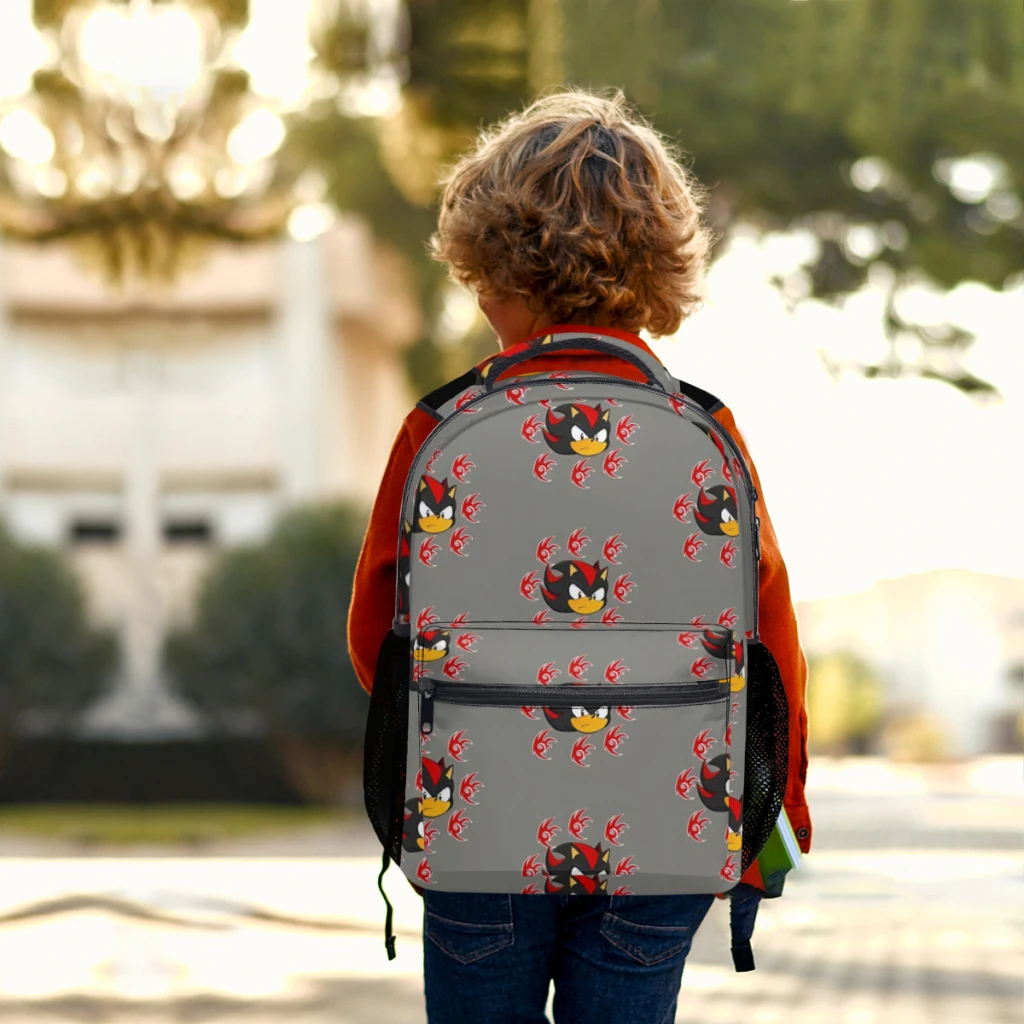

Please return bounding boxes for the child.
[348,88,810,1024]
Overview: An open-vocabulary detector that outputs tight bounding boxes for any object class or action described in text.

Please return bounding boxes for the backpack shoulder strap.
[416,367,484,421]
[729,884,762,972]
[417,366,724,421]
[673,377,724,416]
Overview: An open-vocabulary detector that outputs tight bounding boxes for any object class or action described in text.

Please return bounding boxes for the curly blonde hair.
[431,89,711,337]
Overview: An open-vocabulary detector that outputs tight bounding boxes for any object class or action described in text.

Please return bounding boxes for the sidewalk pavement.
[0,757,1020,1023]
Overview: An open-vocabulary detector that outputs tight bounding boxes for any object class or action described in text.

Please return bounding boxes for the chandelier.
[0,0,405,280]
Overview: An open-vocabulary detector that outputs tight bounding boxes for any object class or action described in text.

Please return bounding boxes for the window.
[68,518,122,544]
[163,518,214,544]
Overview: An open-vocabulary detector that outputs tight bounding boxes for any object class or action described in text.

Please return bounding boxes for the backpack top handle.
[480,332,673,393]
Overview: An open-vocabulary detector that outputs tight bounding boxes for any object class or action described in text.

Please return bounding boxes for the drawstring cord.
[377,848,396,960]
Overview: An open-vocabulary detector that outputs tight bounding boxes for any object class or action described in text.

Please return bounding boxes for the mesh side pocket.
[741,640,789,874]
[363,629,410,864]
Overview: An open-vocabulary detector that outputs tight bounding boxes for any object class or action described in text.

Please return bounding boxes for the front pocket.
[409,620,741,693]
[405,677,736,896]
[418,679,729,734]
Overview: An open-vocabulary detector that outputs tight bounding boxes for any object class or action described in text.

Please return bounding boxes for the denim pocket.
[600,894,711,967]
[424,892,514,965]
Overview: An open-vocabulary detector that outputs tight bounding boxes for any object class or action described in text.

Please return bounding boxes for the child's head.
[431,88,711,343]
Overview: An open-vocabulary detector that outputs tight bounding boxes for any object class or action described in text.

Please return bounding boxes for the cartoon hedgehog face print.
[414,476,457,533]
[540,560,609,616]
[542,403,611,457]
[398,520,412,616]
[727,794,743,852]
[402,798,425,853]
[696,753,730,813]
[544,841,611,894]
[542,704,610,735]
[413,629,451,662]
[420,756,454,818]
[695,485,739,537]
[696,752,743,851]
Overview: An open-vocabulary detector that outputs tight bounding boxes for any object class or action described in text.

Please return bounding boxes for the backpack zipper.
[418,678,728,734]
[398,373,760,640]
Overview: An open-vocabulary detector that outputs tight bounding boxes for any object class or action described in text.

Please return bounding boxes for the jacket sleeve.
[713,406,812,854]
[347,423,417,694]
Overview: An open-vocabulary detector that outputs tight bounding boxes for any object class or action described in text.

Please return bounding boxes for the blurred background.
[0,0,1020,1021]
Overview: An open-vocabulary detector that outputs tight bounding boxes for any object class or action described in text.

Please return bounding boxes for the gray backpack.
[365,331,788,968]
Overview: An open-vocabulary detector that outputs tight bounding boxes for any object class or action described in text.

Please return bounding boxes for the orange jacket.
[347,325,812,860]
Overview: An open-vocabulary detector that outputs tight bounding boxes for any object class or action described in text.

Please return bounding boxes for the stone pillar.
[0,240,8,511]
[119,344,164,730]
[277,235,335,503]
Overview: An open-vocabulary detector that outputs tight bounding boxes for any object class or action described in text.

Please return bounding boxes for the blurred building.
[0,221,419,736]
[797,569,1024,756]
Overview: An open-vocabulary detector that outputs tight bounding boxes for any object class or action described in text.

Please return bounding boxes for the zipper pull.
[419,679,435,735]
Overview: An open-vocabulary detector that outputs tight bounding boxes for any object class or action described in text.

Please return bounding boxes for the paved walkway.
[0,758,1020,1023]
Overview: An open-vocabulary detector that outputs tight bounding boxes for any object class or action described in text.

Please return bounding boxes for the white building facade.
[0,221,419,737]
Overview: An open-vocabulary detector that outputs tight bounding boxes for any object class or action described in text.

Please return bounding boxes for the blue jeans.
[422,891,715,1024]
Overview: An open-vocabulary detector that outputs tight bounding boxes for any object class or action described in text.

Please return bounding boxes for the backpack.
[364,330,789,969]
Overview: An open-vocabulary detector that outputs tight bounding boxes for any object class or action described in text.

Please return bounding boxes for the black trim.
[417,368,482,418]
[415,401,443,421]
[674,377,724,415]
[363,630,410,864]
[731,941,755,972]
[482,336,665,392]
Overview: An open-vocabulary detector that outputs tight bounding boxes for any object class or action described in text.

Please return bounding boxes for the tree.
[806,650,884,755]
[6,2,1018,394]
[0,2,289,281]
[295,0,1022,397]
[0,525,116,733]
[164,503,370,801]
[562,0,1023,398]
[293,0,543,394]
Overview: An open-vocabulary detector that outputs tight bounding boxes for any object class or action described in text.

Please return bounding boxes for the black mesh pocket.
[741,640,789,875]
[363,629,410,864]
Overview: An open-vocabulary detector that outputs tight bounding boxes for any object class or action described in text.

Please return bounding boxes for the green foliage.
[165,503,370,744]
[806,650,885,754]
[0,804,339,847]
[24,1,1019,394]
[32,0,75,27]
[297,0,1021,396]
[403,0,533,129]
[565,0,1022,283]
[290,0,539,394]
[0,526,116,731]
[8,4,289,282]
[562,0,1022,396]
[287,115,442,295]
